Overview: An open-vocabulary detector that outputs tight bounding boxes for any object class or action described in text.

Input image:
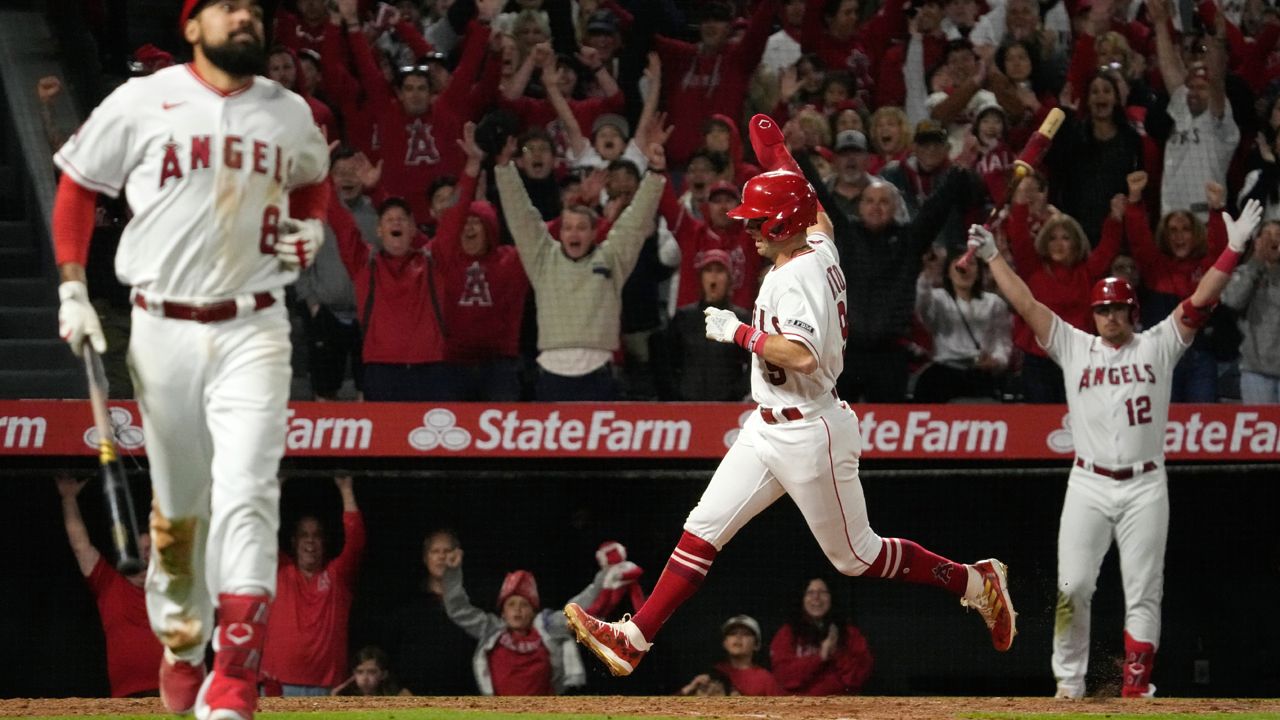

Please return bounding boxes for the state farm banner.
[1,401,1279,461]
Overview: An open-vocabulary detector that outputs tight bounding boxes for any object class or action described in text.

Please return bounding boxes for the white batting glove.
[275,218,326,270]
[1225,199,1263,253]
[967,224,998,262]
[58,281,106,357]
[704,306,745,344]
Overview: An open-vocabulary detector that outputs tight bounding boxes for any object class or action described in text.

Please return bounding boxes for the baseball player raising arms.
[565,169,1016,677]
[967,199,1262,700]
[52,1,329,718]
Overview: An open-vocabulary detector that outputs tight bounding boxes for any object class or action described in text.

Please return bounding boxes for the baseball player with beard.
[52,1,329,718]
[968,199,1262,699]
[565,168,1017,677]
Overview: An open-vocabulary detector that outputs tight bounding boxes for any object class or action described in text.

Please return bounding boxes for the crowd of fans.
[47,0,1280,403]
[56,475,874,697]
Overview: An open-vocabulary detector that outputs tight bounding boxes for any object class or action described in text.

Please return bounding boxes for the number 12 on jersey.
[1125,396,1152,426]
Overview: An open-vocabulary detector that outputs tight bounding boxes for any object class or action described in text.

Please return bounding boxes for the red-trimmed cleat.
[195,594,269,720]
[961,559,1017,651]
[159,649,206,713]
[564,602,647,677]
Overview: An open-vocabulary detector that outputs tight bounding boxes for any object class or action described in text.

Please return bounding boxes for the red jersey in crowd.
[330,192,446,364]
[801,0,907,107]
[262,511,366,689]
[432,173,529,364]
[86,557,162,698]
[713,661,785,696]
[974,140,1016,204]
[655,0,776,166]
[348,20,499,222]
[272,10,339,59]
[1007,203,1121,357]
[657,181,760,310]
[501,91,626,163]
[488,629,553,696]
[1126,202,1227,298]
[769,622,874,695]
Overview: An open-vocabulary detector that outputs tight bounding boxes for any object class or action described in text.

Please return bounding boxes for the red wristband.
[732,323,769,355]
[1213,247,1242,274]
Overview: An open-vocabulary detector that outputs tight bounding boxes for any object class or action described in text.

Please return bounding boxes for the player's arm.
[53,174,106,356]
[55,474,101,577]
[704,302,819,375]
[969,224,1055,346]
[1172,199,1263,344]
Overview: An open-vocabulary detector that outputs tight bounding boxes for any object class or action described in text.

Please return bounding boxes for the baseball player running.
[52,1,329,718]
[967,199,1261,699]
[565,169,1016,677]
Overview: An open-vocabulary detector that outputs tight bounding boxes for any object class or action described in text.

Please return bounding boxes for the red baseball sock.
[631,531,717,641]
[1122,631,1156,697]
[865,538,969,596]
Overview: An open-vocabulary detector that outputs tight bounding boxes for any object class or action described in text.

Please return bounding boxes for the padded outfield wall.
[2,401,1278,699]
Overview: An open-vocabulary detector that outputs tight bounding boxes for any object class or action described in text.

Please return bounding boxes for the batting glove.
[58,281,106,357]
[704,306,768,354]
[967,224,999,263]
[274,218,326,270]
[1225,199,1263,253]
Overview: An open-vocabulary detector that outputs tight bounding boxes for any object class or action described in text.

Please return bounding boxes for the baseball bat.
[957,107,1066,268]
[83,347,145,575]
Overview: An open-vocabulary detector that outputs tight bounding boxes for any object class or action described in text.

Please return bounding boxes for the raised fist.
[704,306,746,344]
[275,218,325,270]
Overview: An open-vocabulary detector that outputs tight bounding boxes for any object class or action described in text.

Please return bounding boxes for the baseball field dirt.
[4,695,1280,719]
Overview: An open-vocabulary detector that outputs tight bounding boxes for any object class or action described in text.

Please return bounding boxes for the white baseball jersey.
[750,231,847,407]
[54,64,329,300]
[1042,314,1191,467]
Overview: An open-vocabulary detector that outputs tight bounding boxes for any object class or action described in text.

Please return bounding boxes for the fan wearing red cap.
[655,174,762,311]
[51,1,330,718]
[968,198,1263,700]
[441,551,622,695]
[566,174,1020,677]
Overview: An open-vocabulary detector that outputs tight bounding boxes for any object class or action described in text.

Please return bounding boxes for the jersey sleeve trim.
[781,331,819,361]
[53,153,122,198]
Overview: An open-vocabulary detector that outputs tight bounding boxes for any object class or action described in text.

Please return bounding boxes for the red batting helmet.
[1090,277,1137,307]
[727,170,818,241]
[179,0,208,29]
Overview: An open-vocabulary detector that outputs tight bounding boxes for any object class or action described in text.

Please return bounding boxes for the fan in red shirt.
[346,14,500,222]
[1005,186,1122,402]
[801,0,908,107]
[262,476,366,695]
[331,189,452,401]
[769,578,874,695]
[432,122,530,400]
[657,177,760,310]
[709,615,785,697]
[655,0,777,167]
[272,0,340,58]
[56,475,162,698]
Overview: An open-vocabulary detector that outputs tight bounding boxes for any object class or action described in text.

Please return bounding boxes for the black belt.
[1076,457,1158,480]
[134,292,275,323]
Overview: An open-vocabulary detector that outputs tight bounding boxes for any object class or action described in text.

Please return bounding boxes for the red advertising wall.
[2,401,1278,460]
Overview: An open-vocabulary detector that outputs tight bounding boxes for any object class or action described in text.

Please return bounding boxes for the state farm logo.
[1,415,47,449]
[1046,414,1074,454]
[83,407,145,451]
[409,409,472,451]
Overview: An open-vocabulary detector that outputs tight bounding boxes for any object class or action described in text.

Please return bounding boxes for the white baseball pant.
[1052,466,1168,695]
[129,300,291,663]
[683,402,884,574]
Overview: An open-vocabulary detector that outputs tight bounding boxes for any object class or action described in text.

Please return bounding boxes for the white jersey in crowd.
[750,230,846,407]
[1042,314,1191,468]
[1160,85,1239,221]
[54,64,329,300]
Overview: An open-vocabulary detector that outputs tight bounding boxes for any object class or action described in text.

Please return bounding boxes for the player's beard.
[202,32,266,78]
